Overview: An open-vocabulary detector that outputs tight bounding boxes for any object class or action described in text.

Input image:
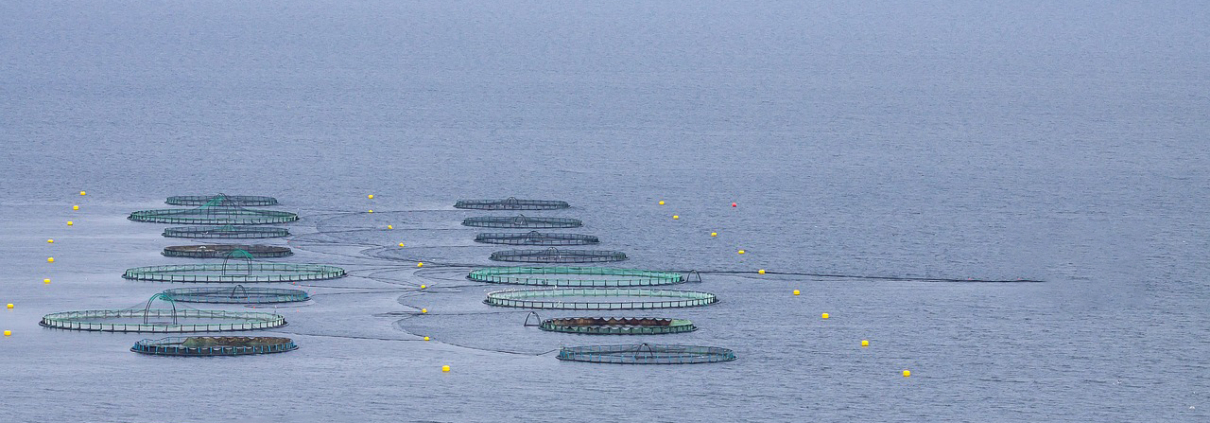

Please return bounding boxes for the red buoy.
[732,202,737,207]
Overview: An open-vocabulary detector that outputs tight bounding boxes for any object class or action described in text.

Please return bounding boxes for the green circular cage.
[490,248,627,263]
[455,198,570,210]
[40,294,287,333]
[539,317,696,335]
[485,288,718,310]
[123,263,346,283]
[475,231,599,246]
[163,244,292,258]
[163,225,290,239]
[166,194,279,207]
[132,336,297,356]
[162,286,310,304]
[462,215,582,229]
[557,344,736,364]
[130,203,298,225]
[468,267,686,287]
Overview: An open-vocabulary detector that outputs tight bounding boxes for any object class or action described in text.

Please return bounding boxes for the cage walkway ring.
[485,288,718,310]
[123,263,346,283]
[475,231,599,246]
[41,294,287,333]
[162,286,310,304]
[132,336,298,356]
[163,225,290,239]
[455,198,570,210]
[163,244,292,258]
[468,267,685,287]
[167,194,278,207]
[490,248,627,263]
[462,214,582,229]
[557,344,736,364]
[540,317,697,335]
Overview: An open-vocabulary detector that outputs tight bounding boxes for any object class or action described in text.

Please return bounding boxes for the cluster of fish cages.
[123,263,346,283]
[489,248,627,263]
[485,288,718,310]
[455,198,570,210]
[166,195,278,207]
[540,317,697,335]
[131,336,298,356]
[462,215,582,229]
[468,267,686,287]
[474,231,599,246]
[162,286,310,304]
[162,244,292,258]
[557,344,736,365]
[163,225,290,239]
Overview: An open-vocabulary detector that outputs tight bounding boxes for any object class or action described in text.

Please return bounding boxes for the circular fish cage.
[163,244,292,258]
[162,286,310,304]
[468,267,685,287]
[123,263,346,283]
[540,317,697,335]
[557,344,736,364]
[41,294,286,333]
[490,248,627,263]
[132,336,297,356]
[462,215,582,229]
[129,207,298,225]
[167,194,279,207]
[485,288,717,310]
[475,231,599,246]
[455,198,570,210]
[163,225,290,239]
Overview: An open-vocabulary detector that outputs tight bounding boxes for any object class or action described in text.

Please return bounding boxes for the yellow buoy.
[421,308,428,313]
[861,340,870,348]
[368,209,373,213]
[758,269,765,274]
[738,250,745,254]
[368,194,374,199]
[672,215,679,220]
[6,304,12,309]
[398,243,405,247]
[658,200,665,205]
[44,278,51,284]
[79,191,86,196]
[793,289,800,295]
[420,285,427,289]
[3,330,10,336]
[67,221,73,226]
[417,262,424,267]
[711,232,717,237]
[387,225,393,230]
[73,205,79,210]
[47,257,54,263]
[47,239,54,243]
[903,370,911,377]
[821,313,829,319]
[442,365,450,372]
[424,336,430,341]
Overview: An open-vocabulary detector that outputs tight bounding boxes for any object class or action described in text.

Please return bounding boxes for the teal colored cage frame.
[475,231,599,246]
[162,286,310,304]
[163,244,292,258]
[123,263,346,283]
[455,198,570,210]
[130,200,298,225]
[132,336,298,356]
[490,248,627,263]
[40,294,287,333]
[462,215,582,229]
[163,225,290,239]
[485,288,718,310]
[166,194,278,207]
[468,267,686,287]
[557,344,736,364]
[539,316,697,335]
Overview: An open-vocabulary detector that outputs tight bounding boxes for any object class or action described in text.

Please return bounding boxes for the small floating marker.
[738,250,745,254]
[421,308,428,314]
[732,202,737,207]
[793,289,800,295]
[387,225,393,229]
[442,365,450,372]
[417,262,423,267]
[367,194,374,199]
[420,285,427,289]
[398,243,405,247]
[47,257,54,263]
[672,215,679,220]
[66,221,73,226]
[658,200,665,205]
[43,279,51,284]
[3,330,10,336]
[368,209,373,213]
[73,205,79,210]
[862,340,869,348]
[903,370,911,378]
[6,304,12,309]
[711,232,717,237]
[79,191,86,196]
[47,239,54,243]
[758,269,765,275]
[424,336,430,341]
[821,313,829,319]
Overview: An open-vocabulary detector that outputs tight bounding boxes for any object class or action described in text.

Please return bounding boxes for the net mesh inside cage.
[131,336,297,356]
[166,194,278,207]
[462,215,582,229]
[40,294,287,333]
[163,225,290,239]
[123,263,346,283]
[539,317,697,335]
[468,267,686,287]
[474,231,599,246]
[454,198,570,210]
[162,244,292,258]
[130,197,298,225]
[490,248,627,263]
[162,286,310,304]
[557,344,736,364]
[485,288,718,310]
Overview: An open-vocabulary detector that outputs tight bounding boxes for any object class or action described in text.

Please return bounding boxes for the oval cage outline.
[123,263,346,283]
[167,195,279,207]
[557,343,736,364]
[462,215,582,229]
[540,316,697,335]
[490,248,627,263]
[162,286,310,304]
[41,309,287,333]
[163,225,290,239]
[474,231,599,246]
[454,198,570,210]
[485,288,718,310]
[131,336,298,356]
[468,267,686,288]
[130,208,298,225]
[162,244,293,258]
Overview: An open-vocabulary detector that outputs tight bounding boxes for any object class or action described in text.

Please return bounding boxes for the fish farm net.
[123,263,346,283]
[485,288,718,310]
[40,294,286,333]
[166,194,279,207]
[540,317,697,335]
[129,205,298,225]
[162,286,310,304]
[557,344,736,364]
[163,244,292,258]
[468,267,685,287]
[474,231,599,246]
[163,225,290,239]
[454,198,570,210]
[462,215,582,229]
[490,248,627,263]
[131,336,298,356]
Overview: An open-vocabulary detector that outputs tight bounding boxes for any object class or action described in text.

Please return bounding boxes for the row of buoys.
[9,192,86,337]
